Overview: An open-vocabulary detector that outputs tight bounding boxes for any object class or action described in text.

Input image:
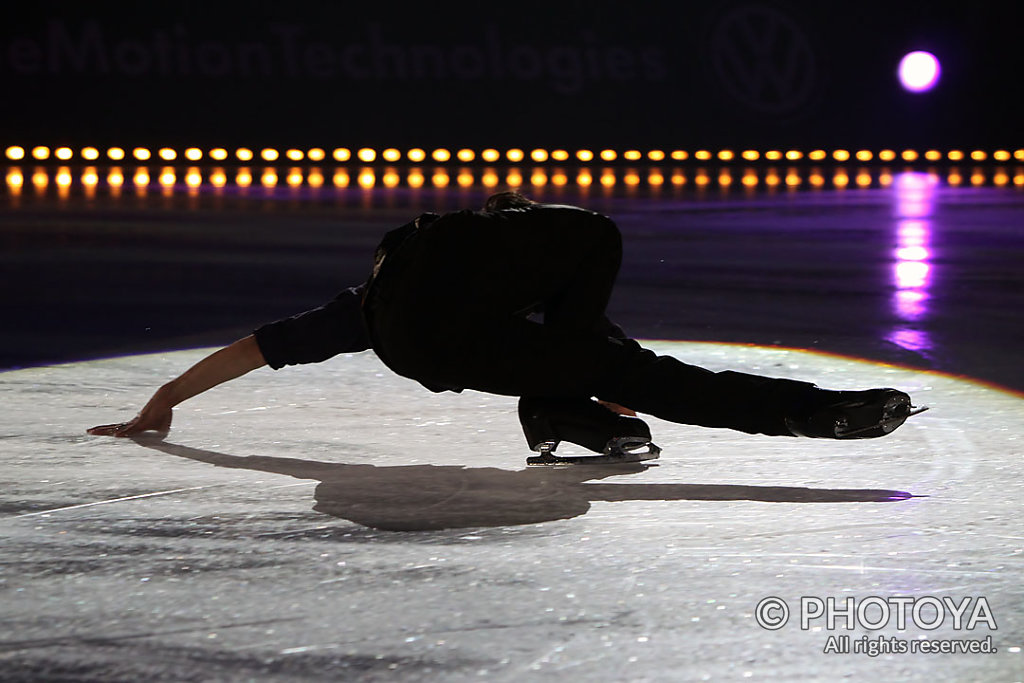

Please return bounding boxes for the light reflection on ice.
[887,173,937,355]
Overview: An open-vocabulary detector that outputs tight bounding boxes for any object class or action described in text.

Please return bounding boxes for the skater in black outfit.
[89,192,921,463]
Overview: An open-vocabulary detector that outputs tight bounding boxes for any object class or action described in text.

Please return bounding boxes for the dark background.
[3,0,1022,150]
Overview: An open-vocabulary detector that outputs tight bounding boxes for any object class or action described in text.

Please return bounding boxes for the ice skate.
[785,388,928,439]
[519,397,661,466]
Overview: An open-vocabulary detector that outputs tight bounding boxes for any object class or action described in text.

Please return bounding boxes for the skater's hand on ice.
[598,401,637,417]
[88,396,172,437]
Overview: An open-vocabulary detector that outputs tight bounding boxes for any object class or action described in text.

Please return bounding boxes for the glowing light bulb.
[530,149,549,163]
[481,149,500,162]
[898,51,941,93]
[432,148,451,163]
[832,149,850,162]
[407,148,426,163]
[307,148,326,162]
[236,148,254,161]
[599,149,617,161]
[551,149,570,161]
[5,146,25,160]
[261,148,280,162]
[31,146,51,160]
[210,148,228,161]
[576,149,594,162]
[624,150,642,161]
[185,148,202,161]
[286,149,304,162]
[332,148,352,162]
[506,148,525,163]
[356,148,376,163]
[158,148,176,161]
[457,149,475,162]
[647,150,666,161]
[55,147,73,161]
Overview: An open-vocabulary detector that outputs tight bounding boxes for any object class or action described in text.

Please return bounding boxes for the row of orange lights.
[5,145,1024,164]
[8,166,1024,191]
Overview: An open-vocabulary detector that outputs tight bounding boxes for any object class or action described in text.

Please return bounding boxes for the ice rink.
[3,342,1022,681]
[2,168,1023,681]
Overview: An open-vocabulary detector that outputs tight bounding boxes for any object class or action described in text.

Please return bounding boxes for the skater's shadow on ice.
[134,438,916,532]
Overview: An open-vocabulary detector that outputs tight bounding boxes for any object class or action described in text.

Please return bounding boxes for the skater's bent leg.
[596,341,816,436]
[412,317,817,437]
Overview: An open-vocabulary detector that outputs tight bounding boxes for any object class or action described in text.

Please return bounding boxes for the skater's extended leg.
[403,317,915,439]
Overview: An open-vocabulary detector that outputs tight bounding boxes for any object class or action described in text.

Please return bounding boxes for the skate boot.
[519,397,661,466]
[785,388,928,439]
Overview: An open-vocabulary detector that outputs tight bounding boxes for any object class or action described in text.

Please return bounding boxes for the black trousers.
[367,206,818,437]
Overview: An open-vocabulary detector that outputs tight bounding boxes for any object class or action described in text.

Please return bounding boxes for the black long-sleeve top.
[252,207,628,374]
[253,284,371,370]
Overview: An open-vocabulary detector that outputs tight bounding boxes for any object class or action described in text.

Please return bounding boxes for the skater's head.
[484,190,536,211]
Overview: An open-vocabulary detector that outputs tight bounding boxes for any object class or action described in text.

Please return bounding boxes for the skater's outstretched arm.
[87,335,267,437]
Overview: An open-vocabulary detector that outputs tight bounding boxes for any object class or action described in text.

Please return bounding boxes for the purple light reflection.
[887,173,936,354]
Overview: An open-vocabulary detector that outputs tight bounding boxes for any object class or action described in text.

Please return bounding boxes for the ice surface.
[1,342,1022,681]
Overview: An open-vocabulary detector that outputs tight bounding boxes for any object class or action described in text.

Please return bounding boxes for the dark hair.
[484,190,536,211]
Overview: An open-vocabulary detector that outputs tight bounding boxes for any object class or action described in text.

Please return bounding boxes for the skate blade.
[527,444,661,467]
[836,405,929,438]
